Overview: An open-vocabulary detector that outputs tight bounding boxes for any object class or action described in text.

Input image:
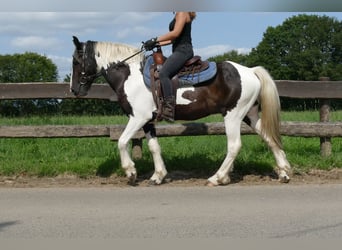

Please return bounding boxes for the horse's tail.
[253,66,283,149]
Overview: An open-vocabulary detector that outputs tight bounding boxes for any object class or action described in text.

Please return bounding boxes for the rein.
[121,47,145,63]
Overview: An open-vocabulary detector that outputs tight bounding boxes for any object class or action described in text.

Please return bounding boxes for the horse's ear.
[72,36,82,50]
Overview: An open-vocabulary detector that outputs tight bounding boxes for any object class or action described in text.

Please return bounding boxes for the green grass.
[0,111,341,178]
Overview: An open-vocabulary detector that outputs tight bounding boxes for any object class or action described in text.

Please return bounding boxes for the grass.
[0,111,341,178]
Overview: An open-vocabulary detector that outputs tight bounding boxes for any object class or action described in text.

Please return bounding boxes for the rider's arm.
[156,12,188,46]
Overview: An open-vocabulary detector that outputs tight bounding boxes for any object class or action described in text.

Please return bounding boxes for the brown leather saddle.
[150,47,209,120]
[178,55,209,77]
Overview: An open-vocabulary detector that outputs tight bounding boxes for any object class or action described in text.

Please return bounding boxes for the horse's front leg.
[143,123,167,185]
[118,117,149,185]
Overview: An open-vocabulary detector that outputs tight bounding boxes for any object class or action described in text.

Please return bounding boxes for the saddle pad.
[142,55,217,89]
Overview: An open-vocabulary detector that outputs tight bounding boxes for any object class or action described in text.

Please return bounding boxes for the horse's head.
[70,36,99,97]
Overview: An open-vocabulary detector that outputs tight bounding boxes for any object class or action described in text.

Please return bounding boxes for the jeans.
[159,44,193,98]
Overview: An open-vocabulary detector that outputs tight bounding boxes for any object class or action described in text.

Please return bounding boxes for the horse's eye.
[73,59,80,66]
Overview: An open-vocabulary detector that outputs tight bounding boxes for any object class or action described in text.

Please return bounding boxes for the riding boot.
[161,96,175,122]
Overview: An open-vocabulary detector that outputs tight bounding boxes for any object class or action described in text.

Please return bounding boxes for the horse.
[70,36,292,186]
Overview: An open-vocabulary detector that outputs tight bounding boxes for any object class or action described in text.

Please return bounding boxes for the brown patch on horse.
[175,62,242,120]
[220,61,242,112]
[103,62,133,115]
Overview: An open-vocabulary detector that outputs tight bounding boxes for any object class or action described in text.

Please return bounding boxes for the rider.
[143,12,196,122]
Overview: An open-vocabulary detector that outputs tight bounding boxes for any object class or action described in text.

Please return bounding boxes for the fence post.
[319,77,332,157]
[132,138,143,160]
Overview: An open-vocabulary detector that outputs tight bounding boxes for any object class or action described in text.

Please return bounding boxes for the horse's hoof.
[205,181,217,187]
[279,175,290,183]
[148,179,159,186]
[127,174,137,186]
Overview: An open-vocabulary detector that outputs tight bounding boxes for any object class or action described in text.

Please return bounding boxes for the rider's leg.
[159,46,193,122]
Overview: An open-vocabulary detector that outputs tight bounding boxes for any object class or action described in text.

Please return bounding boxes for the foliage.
[246,14,342,81]
[58,99,124,116]
[0,52,58,82]
[208,50,249,65]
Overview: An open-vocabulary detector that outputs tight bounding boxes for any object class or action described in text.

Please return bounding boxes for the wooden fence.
[1,79,342,157]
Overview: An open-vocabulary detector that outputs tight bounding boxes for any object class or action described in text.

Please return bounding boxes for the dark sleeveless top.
[169,18,192,52]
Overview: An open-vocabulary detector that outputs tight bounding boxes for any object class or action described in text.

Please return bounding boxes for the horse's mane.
[93,41,143,63]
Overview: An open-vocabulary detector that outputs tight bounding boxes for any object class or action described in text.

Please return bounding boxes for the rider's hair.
[189,12,196,21]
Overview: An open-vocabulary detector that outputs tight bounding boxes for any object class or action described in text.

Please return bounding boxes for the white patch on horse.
[125,62,157,116]
[176,87,196,105]
[69,70,73,91]
[227,61,261,110]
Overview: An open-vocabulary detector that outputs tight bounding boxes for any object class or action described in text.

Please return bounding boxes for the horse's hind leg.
[207,112,242,186]
[245,104,291,182]
[143,123,167,185]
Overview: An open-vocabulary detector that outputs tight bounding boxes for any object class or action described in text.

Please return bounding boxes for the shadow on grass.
[96,158,122,177]
[95,153,278,183]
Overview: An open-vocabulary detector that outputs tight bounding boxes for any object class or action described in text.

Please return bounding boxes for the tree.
[0,52,59,116]
[208,50,249,65]
[0,52,58,82]
[247,14,342,81]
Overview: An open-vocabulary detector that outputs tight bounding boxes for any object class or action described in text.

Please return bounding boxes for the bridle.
[73,42,145,86]
[73,43,102,86]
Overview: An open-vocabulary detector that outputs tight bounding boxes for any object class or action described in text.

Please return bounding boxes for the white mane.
[94,42,143,69]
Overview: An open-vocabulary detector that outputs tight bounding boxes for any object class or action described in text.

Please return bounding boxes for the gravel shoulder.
[1,168,342,188]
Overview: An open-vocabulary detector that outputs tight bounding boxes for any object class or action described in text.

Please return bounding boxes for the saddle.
[149,47,210,121]
[178,55,209,77]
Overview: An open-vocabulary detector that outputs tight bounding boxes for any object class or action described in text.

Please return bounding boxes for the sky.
[1,3,341,81]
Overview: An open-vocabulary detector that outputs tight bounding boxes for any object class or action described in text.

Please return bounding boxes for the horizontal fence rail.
[275,80,342,98]
[0,83,118,101]
[0,122,341,139]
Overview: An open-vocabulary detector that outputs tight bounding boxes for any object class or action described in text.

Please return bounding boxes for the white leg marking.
[118,116,149,184]
[254,119,291,182]
[145,132,167,185]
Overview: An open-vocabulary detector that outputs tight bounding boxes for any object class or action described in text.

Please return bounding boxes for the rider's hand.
[143,37,158,51]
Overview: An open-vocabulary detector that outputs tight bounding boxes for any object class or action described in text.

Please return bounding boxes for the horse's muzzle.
[71,84,88,97]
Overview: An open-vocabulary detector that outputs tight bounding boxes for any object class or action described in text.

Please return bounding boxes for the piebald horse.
[70,36,291,186]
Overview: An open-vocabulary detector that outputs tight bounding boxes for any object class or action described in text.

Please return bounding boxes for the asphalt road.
[1,184,342,239]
